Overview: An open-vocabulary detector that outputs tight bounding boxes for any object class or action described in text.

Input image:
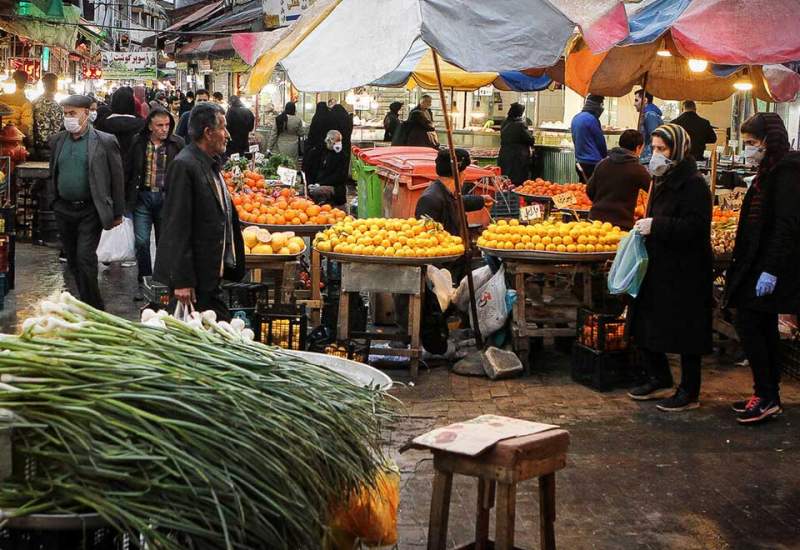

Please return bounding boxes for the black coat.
[383,112,401,142]
[587,147,651,231]
[725,152,800,313]
[225,105,256,156]
[153,143,245,293]
[497,117,534,185]
[415,179,484,237]
[631,157,713,355]
[395,113,438,148]
[672,111,717,161]
[314,148,349,204]
[94,114,146,175]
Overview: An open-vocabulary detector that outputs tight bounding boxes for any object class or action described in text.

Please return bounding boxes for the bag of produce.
[328,467,400,548]
[453,265,493,312]
[96,216,136,263]
[607,229,648,298]
[475,265,509,336]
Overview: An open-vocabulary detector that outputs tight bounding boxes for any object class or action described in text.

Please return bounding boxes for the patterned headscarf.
[741,112,790,188]
[651,123,691,163]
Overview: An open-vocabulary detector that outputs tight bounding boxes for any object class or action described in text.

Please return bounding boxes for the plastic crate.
[0,526,122,550]
[571,343,638,392]
[311,339,370,364]
[490,191,521,219]
[255,304,307,350]
[142,276,171,308]
[221,281,269,309]
[779,338,800,381]
[576,307,628,352]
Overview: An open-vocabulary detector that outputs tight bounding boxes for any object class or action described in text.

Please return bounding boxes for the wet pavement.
[4,242,800,549]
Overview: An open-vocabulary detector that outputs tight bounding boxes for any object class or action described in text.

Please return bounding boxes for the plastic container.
[255,304,307,350]
[576,307,627,352]
[310,339,371,364]
[571,344,637,392]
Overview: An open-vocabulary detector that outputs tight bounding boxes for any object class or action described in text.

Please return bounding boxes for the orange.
[298,212,309,224]
[321,204,332,212]
[265,214,276,224]
[275,201,288,210]
[257,214,268,224]
[291,217,301,225]
[307,204,321,217]
[243,203,254,212]
[273,214,285,224]
[280,188,292,198]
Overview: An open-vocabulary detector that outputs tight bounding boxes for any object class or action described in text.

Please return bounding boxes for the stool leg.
[337,292,350,341]
[427,470,453,550]
[495,482,516,550]
[539,473,556,550]
[475,479,495,550]
[409,293,421,381]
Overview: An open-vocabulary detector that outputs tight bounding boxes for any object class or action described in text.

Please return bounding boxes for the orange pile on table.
[515,179,592,210]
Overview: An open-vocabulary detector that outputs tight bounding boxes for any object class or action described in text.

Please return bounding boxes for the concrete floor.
[4,243,800,550]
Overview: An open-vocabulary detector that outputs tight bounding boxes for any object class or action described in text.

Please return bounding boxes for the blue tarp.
[497,72,552,92]
[622,0,692,45]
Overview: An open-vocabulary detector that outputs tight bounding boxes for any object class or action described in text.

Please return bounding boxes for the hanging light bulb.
[656,50,672,57]
[733,79,753,91]
[688,59,708,72]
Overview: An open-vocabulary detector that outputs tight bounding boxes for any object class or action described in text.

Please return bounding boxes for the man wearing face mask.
[634,89,663,164]
[308,130,349,206]
[48,95,125,310]
[628,123,713,412]
[154,102,245,321]
[32,73,63,161]
[724,113,800,424]
[570,94,607,182]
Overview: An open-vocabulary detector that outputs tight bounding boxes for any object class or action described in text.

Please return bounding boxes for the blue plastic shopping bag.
[607,229,649,298]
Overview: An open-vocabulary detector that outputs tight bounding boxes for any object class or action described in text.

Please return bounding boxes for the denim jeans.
[133,190,164,280]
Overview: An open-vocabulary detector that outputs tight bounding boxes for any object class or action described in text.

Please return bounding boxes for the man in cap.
[570,94,608,182]
[48,95,125,309]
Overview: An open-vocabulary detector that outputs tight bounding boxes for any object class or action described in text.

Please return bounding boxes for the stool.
[426,429,570,550]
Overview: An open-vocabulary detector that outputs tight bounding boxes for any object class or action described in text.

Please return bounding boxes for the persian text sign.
[101,51,156,80]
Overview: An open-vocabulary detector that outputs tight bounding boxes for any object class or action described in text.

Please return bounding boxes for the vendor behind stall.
[586,129,650,231]
[308,130,348,207]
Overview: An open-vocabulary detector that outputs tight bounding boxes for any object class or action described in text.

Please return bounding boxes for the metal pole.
[636,72,649,136]
[432,50,483,347]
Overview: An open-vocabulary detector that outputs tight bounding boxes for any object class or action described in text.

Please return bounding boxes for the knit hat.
[583,94,604,117]
[652,123,691,163]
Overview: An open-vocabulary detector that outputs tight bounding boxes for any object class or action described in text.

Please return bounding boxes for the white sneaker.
[121,261,137,268]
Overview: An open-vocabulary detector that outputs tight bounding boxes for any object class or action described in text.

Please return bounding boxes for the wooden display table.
[245,255,299,305]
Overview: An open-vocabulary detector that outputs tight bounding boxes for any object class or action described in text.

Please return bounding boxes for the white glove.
[634,217,653,236]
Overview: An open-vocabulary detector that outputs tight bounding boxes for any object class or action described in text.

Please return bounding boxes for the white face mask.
[744,144,765,166]
[64,116,83,133]
[648,152,673,176]
[88,111,97,123]
[332,142,343,153]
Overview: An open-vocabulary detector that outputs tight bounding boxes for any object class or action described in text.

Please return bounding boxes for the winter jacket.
[313,148,349,205]
[725,152,800,313]
[415,179,484,237]
[225,105,255,156]
[673,111,717,161]
[95,114,146,174]
[570,111,607,165]
[383,111,401,142]
[630,157,713,355]
[153,143,245,293]
[587,147,651,230]
[498,117,535,185]
[639,104,663,163]
[394,111,438,148]
[175,110,191,140]
[125,109,185,211]
[48,128,126,230]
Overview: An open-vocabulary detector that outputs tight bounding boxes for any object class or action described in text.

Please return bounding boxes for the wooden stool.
[427,429,570,550]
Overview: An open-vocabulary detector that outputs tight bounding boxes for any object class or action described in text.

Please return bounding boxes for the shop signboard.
[82,64,103,80]
[9,58,41,83]
[212,59,250,74]
[197,60,212,73]
[101,51,157,80]
[262,0,314,27]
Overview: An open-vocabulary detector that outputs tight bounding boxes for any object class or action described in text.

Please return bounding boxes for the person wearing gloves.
[570,94,607,182]
[628,123,713,412]
[724,113,800,424]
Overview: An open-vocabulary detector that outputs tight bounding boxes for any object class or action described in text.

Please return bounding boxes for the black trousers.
[576,162,596,184]
[640,348,702,399]
[54,200,105,310]
[735,307,781,401]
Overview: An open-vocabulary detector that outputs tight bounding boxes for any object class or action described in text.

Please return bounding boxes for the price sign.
[230,153,240,162]
[254,152,265,163]
[519,203,543,222]
[249,144,260,153]
[551,191,577,210]
[277,166,297,187]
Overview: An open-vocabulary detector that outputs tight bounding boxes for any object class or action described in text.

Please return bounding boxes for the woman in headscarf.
[724,113,800,424]
[498,102,535,185]
[383,101,403,142]
[270,101,305,163]
[394,109,438,148]
[303,101,335,178]
[627,123,713,412]
[329,103,353,162]
[95,86,146,176]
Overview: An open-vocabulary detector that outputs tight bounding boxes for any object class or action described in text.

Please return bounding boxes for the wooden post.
[432,50,483,347]
[636,72,650,138]
[710,148,719,209]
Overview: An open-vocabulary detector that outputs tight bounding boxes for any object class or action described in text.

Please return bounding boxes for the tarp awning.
[175,36,235,61]
[0,3,80,50]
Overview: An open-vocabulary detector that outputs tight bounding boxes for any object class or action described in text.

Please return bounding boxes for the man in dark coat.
[154,102,245,321]
[225,96,255,156]
[94,86,145,183]
[175,89,209,140]
[49,95,125,309]
[725,112,800,424]
[628,124,712,412]
[672,100,717,161]
[498,102,535,185]
[308,130,349,206]
[126,107,185,289]
[394,109,438,148]
[409,94,434,124]
[587,129,651,230]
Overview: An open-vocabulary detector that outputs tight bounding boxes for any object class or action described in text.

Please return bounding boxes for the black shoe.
[627,380,673,401]
[737,397,781,424]
[732,396,783,415]
[58,251,67,263]
[656,389,700,412]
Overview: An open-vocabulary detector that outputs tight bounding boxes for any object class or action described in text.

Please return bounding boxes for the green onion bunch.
[0,293,395,549]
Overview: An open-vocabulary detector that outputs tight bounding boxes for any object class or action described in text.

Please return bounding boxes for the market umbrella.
[564,0,800,101]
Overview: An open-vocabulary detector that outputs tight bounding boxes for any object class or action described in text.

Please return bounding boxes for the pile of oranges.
[712,206,739,223]
[634,189,649,219]
[477,219,624,254]
[224,169,268,191]
[515,179,592,210]
[314,218,464,258]
[229,185,347,226]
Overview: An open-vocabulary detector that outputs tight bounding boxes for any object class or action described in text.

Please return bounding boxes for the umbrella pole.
[636,72,649,136]
[432,49,484,348]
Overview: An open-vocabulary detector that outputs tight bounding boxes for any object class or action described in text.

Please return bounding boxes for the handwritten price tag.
[254,152,265,163]
[249,144,260,153]
[551,191,577,210]
[277,166,297,187]
[520,204,543,222]
[230,153,240,162]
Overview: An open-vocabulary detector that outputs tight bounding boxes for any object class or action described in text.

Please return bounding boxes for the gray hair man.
[154,102,245,321]
[308,129,348,206]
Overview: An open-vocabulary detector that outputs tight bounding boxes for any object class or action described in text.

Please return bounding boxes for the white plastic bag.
[454,265,493,313]
[426,265,454,312]
[96,218,136,263]
[475,266,509,336]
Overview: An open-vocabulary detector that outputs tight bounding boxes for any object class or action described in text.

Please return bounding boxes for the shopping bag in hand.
[96,217,136,263]
[607,229,648,298]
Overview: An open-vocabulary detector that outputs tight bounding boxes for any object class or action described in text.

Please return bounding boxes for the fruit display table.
[245,255,299,305]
